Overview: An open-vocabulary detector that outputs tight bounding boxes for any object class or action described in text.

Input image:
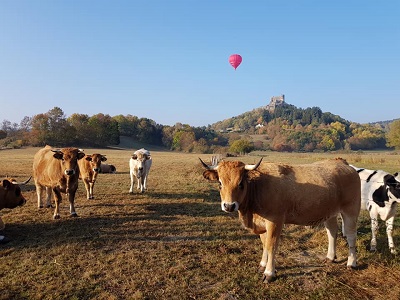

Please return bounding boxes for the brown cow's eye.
[238,180,244,190]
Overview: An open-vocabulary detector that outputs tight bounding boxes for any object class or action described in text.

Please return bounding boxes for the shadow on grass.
[0,197,252,253]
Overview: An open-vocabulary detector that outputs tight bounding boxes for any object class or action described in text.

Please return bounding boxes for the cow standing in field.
[0,176,30,243]
[200,157,361,283]
[129,148,152,194]
[100,163,116,174]
[351,165,400,254]
[33,145,85,219]
[78,153,107,199]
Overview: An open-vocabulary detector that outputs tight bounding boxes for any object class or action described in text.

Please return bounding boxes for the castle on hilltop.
[265,94,285,112]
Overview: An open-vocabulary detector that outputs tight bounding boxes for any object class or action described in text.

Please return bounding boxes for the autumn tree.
[386,120,400,149]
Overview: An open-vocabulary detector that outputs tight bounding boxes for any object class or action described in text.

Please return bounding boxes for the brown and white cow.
[129,148,152,193]
[200,157,361,282]
[0,176,30,243]
[33,145,85,219]
[78,153,107,199]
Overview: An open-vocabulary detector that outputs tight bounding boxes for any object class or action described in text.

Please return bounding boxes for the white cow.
[351,165,400,254]
[129,148,152,193]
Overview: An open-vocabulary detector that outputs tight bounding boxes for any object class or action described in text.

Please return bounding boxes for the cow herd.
[0,145,152,242]
[1,148,400,283]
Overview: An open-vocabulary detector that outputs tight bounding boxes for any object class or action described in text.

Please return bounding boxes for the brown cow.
[0,176,30,243]
[33,145,85,219]
[200,157,361,282]
[100,163,116,174]
[78,153,107,199]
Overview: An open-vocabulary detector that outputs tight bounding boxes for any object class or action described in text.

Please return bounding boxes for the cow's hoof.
[262,274,276,283]
[323,256,337,264]
[46,204,52,208]
[70,213,78,218]
[53,214,60,220]
[390,248,397,255]
[258,265,266,273]
[39,206,43,209]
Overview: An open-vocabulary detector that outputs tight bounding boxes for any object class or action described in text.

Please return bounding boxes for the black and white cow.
[351,165,400,254]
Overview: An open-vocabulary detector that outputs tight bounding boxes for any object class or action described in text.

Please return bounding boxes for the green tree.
[229,139,254,154]
[386,120,400,149]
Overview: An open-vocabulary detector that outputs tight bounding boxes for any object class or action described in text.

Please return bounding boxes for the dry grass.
[1,148,400,299]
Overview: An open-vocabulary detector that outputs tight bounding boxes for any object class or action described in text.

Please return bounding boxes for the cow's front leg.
[53,189,62,219]
[263,221,283,283]
[136,178,141,191]
[386,217,397,254]
[324,216,338,262]
[83,180,91,200]
[129,172,135,194]
[89,182,95,199]
[68,190,78,217]
[139,177,145,193]
[259,232,268,273]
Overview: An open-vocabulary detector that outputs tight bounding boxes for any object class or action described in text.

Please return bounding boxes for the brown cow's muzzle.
[64,169,75,176]
[19,197,27,206]
[221,201,238,213]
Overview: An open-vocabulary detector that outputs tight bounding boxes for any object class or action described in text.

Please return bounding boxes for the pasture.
[1,147,400,299]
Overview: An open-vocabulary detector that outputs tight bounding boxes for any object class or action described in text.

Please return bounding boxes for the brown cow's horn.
[199,158,219,170]
[245,158,263,171]
[12,176,32,185]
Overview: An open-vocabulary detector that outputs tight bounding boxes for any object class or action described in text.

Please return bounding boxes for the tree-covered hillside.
[0,105,399,153]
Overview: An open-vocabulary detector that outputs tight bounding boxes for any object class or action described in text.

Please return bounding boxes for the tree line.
[1,106,400,153]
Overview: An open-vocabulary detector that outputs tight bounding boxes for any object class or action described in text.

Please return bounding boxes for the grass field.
[1,147,400,299]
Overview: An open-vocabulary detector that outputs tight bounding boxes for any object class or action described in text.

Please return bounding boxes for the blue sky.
[1,1,399,127]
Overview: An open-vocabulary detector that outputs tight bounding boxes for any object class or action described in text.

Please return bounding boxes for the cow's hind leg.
[45,187,52,207]
[36,184,44,208]
[386,216,397,254]
[341,213,358,268]
[324,217,339,263]
[369,212,379,252]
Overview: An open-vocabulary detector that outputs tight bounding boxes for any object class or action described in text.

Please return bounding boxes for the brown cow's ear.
[2,179,11,189]
[85,156,92,161]
[101,156,107,162]
[78,152,85,160]
[53,152,63,160]
[203,170,219,181]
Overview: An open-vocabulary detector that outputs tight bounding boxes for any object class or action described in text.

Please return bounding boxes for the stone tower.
[266,94,285,112]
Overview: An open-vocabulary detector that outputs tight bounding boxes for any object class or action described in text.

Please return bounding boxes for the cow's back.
[254,159,360,225]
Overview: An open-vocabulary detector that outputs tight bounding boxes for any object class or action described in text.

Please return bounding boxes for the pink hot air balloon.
[229,54,242,70]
